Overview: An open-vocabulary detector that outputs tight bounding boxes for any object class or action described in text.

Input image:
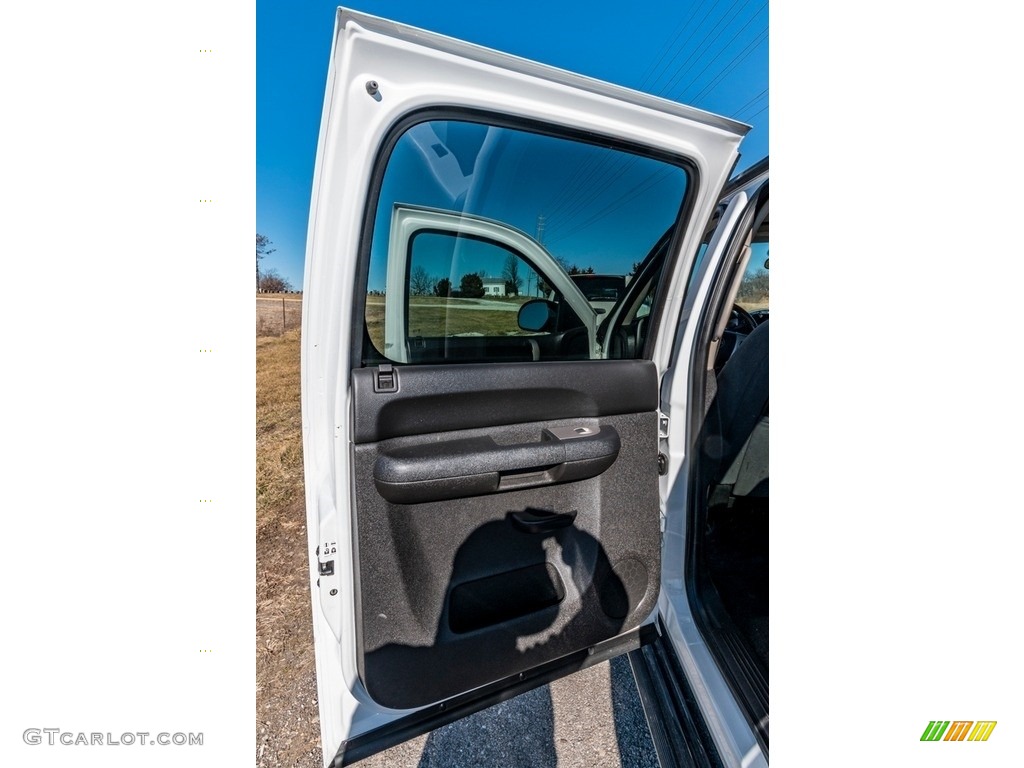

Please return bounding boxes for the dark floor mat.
[706,500,768,667]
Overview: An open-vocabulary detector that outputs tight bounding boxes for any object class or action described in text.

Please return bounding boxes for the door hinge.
[657,411,670,438]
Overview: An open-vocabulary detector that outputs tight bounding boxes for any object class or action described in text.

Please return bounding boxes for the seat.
[700,320,768,497]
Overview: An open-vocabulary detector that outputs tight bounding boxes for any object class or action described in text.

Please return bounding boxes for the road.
[366,297,525,312]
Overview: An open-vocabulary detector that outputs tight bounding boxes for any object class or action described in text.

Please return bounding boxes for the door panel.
[351,360,658,442]
[350,361,661,709]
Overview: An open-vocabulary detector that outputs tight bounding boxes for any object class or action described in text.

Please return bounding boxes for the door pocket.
[448,562,566,634]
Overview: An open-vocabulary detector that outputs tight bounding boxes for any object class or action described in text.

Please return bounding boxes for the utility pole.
[535,214,546,245]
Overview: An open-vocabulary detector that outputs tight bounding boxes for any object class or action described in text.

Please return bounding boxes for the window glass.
[736,239,768,320]
[365,232,544,356]
[364,119,689,364]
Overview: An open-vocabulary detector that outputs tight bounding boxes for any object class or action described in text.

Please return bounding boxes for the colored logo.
[921,721,997,742]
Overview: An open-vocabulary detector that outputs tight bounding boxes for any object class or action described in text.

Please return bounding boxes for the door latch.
[658,411,670,438]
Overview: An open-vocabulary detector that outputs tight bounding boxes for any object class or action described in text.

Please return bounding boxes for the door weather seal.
[333,623,658,767]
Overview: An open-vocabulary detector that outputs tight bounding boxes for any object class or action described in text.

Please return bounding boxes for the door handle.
[373,425,620,504]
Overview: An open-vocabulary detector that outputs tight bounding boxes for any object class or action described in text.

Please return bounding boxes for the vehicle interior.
[548,180,771,750]
[688,177,769,750]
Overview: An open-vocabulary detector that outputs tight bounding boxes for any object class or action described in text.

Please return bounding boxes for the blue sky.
[257,1,769,290]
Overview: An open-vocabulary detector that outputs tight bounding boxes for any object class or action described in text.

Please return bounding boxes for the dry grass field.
[256,328,320,768]
[257,294,303,336]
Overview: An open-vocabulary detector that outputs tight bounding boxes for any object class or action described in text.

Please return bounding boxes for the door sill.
[628,619,726,768]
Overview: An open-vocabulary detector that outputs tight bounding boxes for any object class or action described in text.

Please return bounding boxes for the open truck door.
[301,9,748,765]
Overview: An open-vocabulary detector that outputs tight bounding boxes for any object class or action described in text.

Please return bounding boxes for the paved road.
[358,656,658,768]
[402,301,520,311]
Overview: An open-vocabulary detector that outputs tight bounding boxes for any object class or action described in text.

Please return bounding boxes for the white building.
[481,277,507,297]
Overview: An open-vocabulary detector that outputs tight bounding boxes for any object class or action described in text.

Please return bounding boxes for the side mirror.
[518,299,557,332]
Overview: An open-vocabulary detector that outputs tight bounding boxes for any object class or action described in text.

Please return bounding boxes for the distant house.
[481,277,507,297]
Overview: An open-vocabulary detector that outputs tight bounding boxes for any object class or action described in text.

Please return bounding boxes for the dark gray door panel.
[351,361,662,710]
[352,360,659,442]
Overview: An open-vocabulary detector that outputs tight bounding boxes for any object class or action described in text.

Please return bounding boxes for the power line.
[544,156,641,236]
[538,2,767,236]
[656,0,750,97]
[731,87,768,118]
[544,153,630,222]
[639,0,723,92]
[544,3,729,220]
[679,21,770,103]
[687,29,768,113]
[737,102,768,123]
[536,3,768,251]
[545,167,677,246]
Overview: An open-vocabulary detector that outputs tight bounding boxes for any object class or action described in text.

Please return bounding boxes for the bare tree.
[257,234,275,291]
[501,255,522,296]
[410,265,434,296]
[737,269,769,303]
[259,269,292,293]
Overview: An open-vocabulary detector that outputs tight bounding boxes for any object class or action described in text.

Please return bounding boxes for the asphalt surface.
[358,656,658,768]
